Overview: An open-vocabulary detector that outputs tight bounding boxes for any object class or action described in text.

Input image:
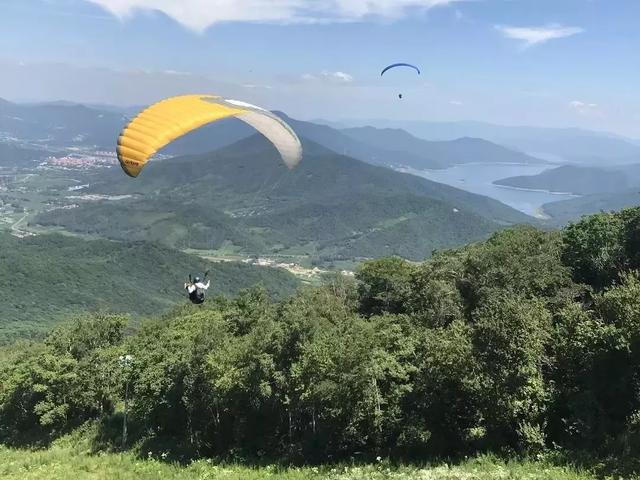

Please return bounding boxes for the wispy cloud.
[496,24,584,48]
[302,71,354,84]
[326,71,354,83]
[162,70,192,76]
[85,0,466,32]
[242,84,273,90]
[450,100,463,106]
[569,100,599,115]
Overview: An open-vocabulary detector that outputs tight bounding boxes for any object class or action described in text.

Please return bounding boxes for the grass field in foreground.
[0,447,598,480]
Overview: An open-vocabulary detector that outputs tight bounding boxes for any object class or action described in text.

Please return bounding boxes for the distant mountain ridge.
[273,112,446,169]
[0,98,124,147]
[496,164,640,195]
[0,96,252,152]
[1,97,547,172]
[319,118,640,165]
[7,97,639,168]
[341,126,545,168]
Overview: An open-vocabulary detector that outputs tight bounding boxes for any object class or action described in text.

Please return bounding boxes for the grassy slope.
[0,447,596,480]
[0,232,298,343]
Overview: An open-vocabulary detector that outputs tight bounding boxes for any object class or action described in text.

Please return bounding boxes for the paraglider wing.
[116,95,302,177]
[380,63,421,76]
[227,100,302,169]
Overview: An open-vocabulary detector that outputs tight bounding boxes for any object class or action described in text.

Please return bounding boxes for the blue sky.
[1,0,639,136]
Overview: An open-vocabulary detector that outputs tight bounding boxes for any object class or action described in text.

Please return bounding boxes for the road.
[10,212,31,237]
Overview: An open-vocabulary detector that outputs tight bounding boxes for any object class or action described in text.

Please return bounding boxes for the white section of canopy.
[235,110,302,169]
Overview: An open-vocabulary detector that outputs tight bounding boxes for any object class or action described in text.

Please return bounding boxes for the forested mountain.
[33,136,534,262]
[496,164,640,195]
[0,232,298,343]
[544,189,640,225]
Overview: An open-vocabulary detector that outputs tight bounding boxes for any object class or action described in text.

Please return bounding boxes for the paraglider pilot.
[185,271,210,304]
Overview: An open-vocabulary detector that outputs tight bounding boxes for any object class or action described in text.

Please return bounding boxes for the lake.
[397,163,578,218]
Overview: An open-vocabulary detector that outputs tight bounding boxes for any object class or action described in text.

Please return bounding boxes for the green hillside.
[33,136,533,263]
[0,232,298,343]
[2,207,640,477]
[543,188,640,224]
[496,164,640,195]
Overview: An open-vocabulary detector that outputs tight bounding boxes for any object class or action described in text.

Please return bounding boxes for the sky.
[1,0,639,137]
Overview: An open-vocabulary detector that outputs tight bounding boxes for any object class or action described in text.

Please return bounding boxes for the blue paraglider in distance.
[380,63,421,76]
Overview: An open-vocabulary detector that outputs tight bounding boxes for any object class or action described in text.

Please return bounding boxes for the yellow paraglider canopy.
[117,94,302,177]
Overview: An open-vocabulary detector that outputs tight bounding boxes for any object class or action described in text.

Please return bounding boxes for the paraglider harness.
[185,271,209,305]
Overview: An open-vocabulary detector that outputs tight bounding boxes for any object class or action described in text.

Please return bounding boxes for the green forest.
[2,207,640,478]
[0,232,298,343]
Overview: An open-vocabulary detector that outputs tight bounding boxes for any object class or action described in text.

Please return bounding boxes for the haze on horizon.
[2,0,639,138]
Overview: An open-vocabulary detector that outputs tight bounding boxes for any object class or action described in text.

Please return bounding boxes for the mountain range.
[318,118,640,165]
[0,97,548,171]
[6,97,640,168]
[6,96,639,239]
[340,126,544,168]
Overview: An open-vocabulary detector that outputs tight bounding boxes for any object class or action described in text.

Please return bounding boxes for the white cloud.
[496,24,584,48]
[302,71,354,84]
[326,71,354,83]
[85,0,465,31]
[569,100,598,115]
[450,100,463,106]
[242,84,273,89]
[163,70,191,76]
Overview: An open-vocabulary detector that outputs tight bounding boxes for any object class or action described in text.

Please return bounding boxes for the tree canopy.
[2,208,640,474]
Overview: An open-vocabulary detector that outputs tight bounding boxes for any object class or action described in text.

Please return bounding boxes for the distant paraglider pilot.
[185,271,210,304]
[380,63,420,101]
